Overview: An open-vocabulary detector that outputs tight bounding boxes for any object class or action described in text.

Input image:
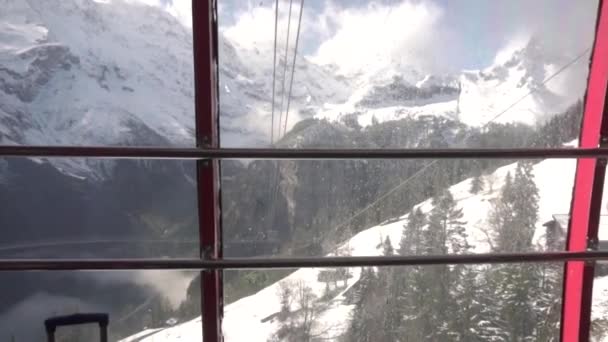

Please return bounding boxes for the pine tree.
[422,196,449,339]
[489,162,542,340]
[399,207,425,256]
[450,266,480,341]
[381,236,394,256]
[423,190,470,340]
[378,236,402,342]
[490,172,515,252]
[344,268,382,342]
[371,115,379,126]
[426,190,469,254]
[470,168,484,194]
[397,207,429,341]
[474,268,509,341]
[511,162,539,251]
[533,263,561,341]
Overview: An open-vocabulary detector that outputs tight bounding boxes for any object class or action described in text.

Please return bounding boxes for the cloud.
[90,270,196,308]
[133,0,599,76]
[0,293,97,341]
[221,4,277,49]
[166,0,192,28]
[124,0,163,8]
[131,0,599,95]
[489,0,597,56]
[221,0,311,52]
[127,0,192,28]
[310,1,446,75]
[311,0,599,76]
[219,1,462,77]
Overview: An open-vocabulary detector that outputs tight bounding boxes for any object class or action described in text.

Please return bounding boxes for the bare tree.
[271,280,318,342]
[277,281,295,322]
[295,281,317,341]
[336,242,353,287]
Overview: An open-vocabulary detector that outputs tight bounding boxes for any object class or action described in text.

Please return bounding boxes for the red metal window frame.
[562,0,608,341]
[192,0,223,341]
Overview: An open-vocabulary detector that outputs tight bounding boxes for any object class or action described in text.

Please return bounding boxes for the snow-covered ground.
[316,99,459,127]
[122,154,608,341]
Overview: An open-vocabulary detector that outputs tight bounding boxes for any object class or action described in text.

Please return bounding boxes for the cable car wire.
[270,0,279,144]
[283,0,305,137]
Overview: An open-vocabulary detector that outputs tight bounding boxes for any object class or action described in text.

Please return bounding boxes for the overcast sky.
[142,0,599,74]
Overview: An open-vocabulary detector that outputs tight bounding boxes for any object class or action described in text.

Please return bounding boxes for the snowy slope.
[122,154,608,341]
[316,98,459,127]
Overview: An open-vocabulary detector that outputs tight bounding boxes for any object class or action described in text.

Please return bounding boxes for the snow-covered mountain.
[0,0,194,147]
[121,150,608,341]
[0,0,591,178]
[0,0,350,151]
[316,37,590,128]
[457,37,590,126]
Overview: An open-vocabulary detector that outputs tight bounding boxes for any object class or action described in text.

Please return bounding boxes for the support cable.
[270,0,279,144]
[282,0,305,136]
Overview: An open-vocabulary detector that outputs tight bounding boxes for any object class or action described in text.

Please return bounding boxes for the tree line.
[342,162,562,341]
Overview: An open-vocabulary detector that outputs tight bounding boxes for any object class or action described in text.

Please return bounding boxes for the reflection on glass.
[223,264,563,341]
[0,159,198,259]
[0,271,200,342]
[218,1,596,148]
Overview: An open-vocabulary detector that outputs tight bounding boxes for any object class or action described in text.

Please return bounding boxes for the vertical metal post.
[561,1,608,340]
[46,328,55,342]
[192,0,222,341]
[100,323,108,342]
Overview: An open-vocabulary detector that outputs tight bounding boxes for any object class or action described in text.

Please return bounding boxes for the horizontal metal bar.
[2,251,608,271]
[1,146,608,160]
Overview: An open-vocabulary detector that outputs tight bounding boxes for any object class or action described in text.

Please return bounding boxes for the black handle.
[45,313,109,342]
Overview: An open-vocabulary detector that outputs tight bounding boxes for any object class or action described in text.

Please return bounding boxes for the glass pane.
[218,0,597,148]
[0,158,198,259]
[591,265,608,340]
[0,0,194,147]
[600,171,608,243]
[590,172,608,339]
[222,264,564,341]
[223,158,576,257]
[0,270,200,342]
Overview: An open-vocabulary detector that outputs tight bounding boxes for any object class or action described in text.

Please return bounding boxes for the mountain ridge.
[0,0,590,179]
